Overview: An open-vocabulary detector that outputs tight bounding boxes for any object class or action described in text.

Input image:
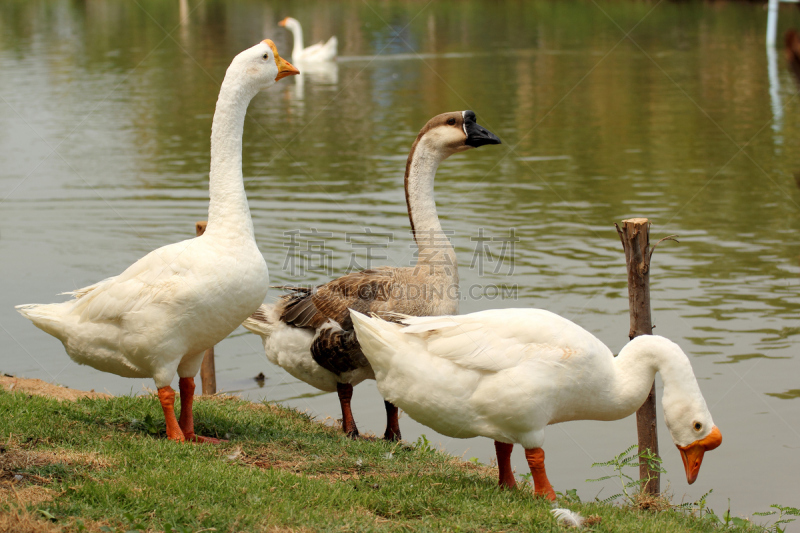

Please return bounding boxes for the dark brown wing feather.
[311,269,396,329]
[281,293,326,329]
[311,328,369,374]
[277,269,397,376]
[279,269,396,330]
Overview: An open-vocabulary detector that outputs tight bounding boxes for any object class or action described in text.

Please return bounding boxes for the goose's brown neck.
[403,134,458,279]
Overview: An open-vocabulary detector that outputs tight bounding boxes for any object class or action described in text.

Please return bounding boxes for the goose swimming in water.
[279,17,337,62]
[242,111,501,440]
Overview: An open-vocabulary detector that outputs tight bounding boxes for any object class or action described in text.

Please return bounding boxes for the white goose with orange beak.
[16,40,298,443]
[350,308,722,500]
[279,17,337,62]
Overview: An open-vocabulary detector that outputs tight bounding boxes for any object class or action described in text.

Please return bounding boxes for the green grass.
[0,388,768,532]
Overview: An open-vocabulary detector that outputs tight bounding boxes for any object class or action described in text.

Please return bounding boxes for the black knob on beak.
[464,111,501,147]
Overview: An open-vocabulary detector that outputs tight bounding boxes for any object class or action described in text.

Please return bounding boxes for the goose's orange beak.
[262,39,299,81]
[677,426,722,484]
[279,17,289,27]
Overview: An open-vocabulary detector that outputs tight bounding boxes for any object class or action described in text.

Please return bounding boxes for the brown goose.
[243,110,501,440]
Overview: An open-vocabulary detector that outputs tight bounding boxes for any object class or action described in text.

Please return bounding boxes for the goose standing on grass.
[279,17,337,62]
[16,40,299,443]
[243,111,501,440]
[350,308,722,499]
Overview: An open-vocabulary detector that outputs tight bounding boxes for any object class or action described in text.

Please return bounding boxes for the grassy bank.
[0,382,769,532]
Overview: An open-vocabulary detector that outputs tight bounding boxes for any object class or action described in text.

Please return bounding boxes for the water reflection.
[288,62,339,101]
[768,45,784,139]
[766,389,800,400]
[715,353,790,365]
[1,0,799,520]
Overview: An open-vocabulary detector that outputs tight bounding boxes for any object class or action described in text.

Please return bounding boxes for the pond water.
[2,0,799,523]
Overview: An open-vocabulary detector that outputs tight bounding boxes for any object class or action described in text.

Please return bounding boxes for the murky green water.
[2,0,799,521]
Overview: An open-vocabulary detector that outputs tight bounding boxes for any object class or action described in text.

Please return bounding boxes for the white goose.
[350,308,722,500]
[279,17,337,62]
[243,111,501,440]
[16,40,299,443]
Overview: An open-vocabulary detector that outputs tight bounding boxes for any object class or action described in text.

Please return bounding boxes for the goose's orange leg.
[524,447,556,501]
[495,441,517,489]
[157,386,185,442]
[178,377,224,444]
[383,401,401,441]
[337,382,359,438]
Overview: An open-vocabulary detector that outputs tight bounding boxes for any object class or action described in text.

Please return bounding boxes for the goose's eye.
[447,118,456,126]
[694,422,702,431]
[262,53,269,60]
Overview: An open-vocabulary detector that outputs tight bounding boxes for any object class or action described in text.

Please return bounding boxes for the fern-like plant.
[586,444,666,506]
[754,504,800,532]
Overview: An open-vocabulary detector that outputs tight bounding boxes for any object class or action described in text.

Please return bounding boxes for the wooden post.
[615,218,659,495]
[196,221,217,396]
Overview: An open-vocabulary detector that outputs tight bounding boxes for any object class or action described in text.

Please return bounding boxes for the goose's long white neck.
[206,74,258,240]
[404,136,458,281]
[287,20,304,60]
[594,336,702,422]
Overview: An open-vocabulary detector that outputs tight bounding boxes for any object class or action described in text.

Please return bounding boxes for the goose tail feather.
[16,303,67,338]
[242,304,277,339]
[326,35,338,56]
[349,310,399,370]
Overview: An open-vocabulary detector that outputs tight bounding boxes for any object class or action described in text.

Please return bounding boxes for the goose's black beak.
[464,110,501,148]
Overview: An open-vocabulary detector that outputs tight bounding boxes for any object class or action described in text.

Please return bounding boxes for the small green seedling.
[414,434,434,454]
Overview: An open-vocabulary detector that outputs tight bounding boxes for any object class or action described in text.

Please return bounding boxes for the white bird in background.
[350,308,722,500]
[280,17,338,62]
[16,40,299,443]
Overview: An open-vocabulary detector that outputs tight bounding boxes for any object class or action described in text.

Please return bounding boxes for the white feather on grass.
[551,508,584,528]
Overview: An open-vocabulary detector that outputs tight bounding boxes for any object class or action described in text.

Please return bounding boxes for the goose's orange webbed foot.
[495,441,517,489]
[525,447,556,501]
[177,377,226,445]
[157,386,185,442]
[187,435,227,444]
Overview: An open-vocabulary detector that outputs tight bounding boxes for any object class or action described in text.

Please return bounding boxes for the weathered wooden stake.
[615,217,660,495]
[196,221,217,396]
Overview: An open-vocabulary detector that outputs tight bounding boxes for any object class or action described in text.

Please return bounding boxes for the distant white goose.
[16,40,299,443]
[243,111,501,441]
[350,309,722,500]
[280,17,337,62]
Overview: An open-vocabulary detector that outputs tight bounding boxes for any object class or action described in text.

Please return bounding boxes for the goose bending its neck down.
[280,17,337,62]
[350,309,722,499]
[16,41,299,443]
[243,111,501,440]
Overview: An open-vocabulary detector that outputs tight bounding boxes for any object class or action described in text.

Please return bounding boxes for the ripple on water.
[1,0,799,516]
